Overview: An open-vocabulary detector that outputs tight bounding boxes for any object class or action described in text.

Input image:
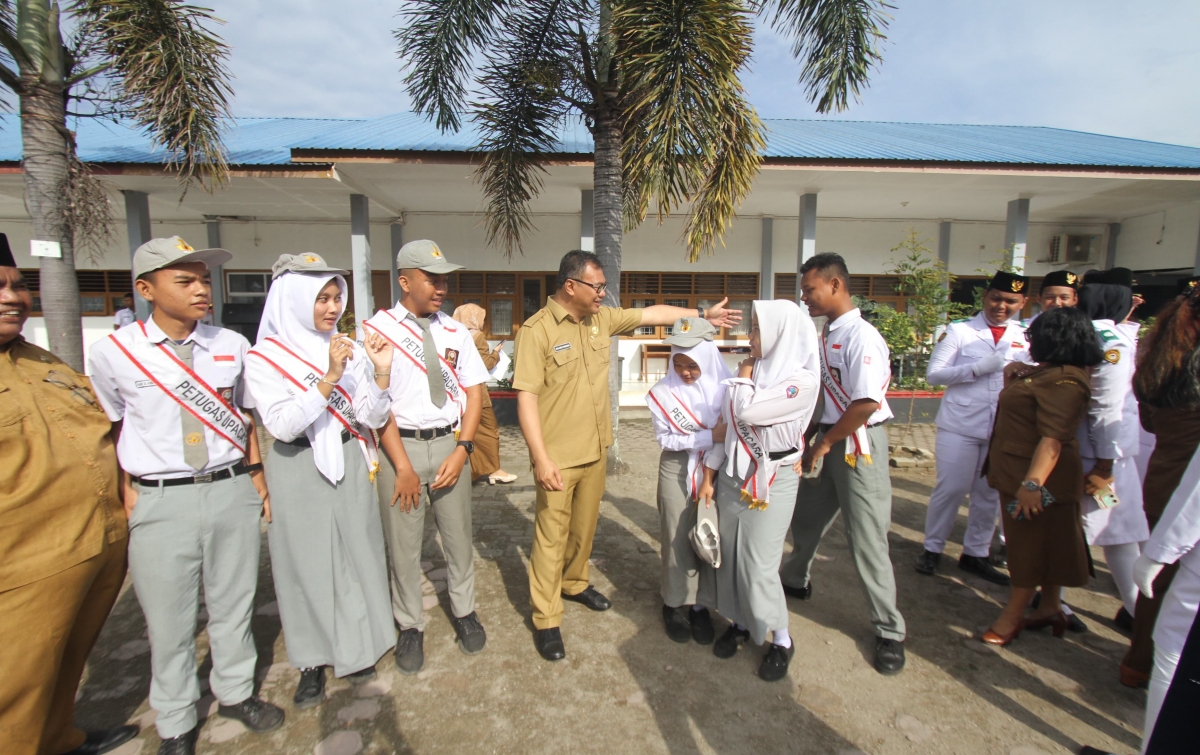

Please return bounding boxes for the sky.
[206,0,1200,148]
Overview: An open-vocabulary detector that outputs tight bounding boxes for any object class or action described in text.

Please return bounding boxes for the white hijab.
[256,271,357,483]
[751,299,819,388]
[662,340,731,429]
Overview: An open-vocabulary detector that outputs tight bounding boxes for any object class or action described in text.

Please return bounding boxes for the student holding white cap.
[89,237,283,755]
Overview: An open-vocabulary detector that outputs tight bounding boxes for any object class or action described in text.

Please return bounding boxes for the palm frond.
[395,0,508,133]
[756,0,891,113]
[75,0,233,190]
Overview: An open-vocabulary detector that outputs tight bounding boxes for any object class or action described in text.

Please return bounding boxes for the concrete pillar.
[123,191,152,320]
[350,194,373,338]
[760,216,774,299]
[797,193,817,272]
[1106,223,1121,270]
[206,219,224,326]
[1004,198,1030,273]
[389,221,403,307]
[581,189,594,252]
[938,221,952,288]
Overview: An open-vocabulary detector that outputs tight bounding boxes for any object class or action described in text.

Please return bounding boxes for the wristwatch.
[1021,480,1041,492]
[456,440,475,455]
[697,305,706,320]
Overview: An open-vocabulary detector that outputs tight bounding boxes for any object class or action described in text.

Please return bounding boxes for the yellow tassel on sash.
[369,461,379,483]
[740,489,769,511]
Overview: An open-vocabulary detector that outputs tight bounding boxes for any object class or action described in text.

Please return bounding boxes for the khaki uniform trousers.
[471,406,502,480]
[530,451,607,630]
[0,535,127,755]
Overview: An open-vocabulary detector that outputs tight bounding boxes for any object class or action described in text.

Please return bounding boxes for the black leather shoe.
[454,611,488,655]
[663,604,691,643]
[713,625,750,659]
[690,607,715,645]
[344,664,376,685]
[156,729,195,755]
[875,637,906,675]
[562,586,611,611]
[535,627,566,661]
[991,545,1008,569]
[1066,612,1088,634]
[217,696,284,733]
[915,550,941,576]
[394,628,425,675]
[293,666,327,709]
[1114,606,1134,632]
[759,642,794,682]
[782,580,813,600]
[63,725,139,755]
[958,554,1011,585]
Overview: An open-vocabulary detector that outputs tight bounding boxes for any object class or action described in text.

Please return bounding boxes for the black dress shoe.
[958,554,1011,586]
[394,628,425,675]
[782,580,813,600]
[915,550,941,576]
[875,637,906,675]
[217,696,284,733]
[991,545,1008,569]
[1114,606,1134,632]
[562,586,611,611]
[690,607,715,645]
[156,729,196,755]
[535,627,566,661]
[1065,612,1088,634]
[663,604,691,643]
[344,664,376,685]
[758,642,794,682]
[293,666,327,710]
[713,625,750,659]
[63,725,139,755]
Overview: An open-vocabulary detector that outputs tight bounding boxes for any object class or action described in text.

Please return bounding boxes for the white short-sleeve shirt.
[819,308,894,426]
[88,317,253,479]
[113,308,136,328]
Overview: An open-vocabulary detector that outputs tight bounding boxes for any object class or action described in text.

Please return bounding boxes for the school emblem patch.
[680,319,692,333]
[185,431,203,446]
[430,244,443,258]
[303,254,318,264]
[1066,272,1078,285]
[175,238,194,252]
[786,385,799,399]
[444,348,459,368]
[1104,349,1121,365]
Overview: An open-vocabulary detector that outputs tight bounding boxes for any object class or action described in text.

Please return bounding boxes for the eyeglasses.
[43,370,98,408]
[569,278,607,295]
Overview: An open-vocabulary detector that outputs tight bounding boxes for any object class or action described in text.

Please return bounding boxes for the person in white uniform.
[88,237,283,755]
[245,254,396,710]
[646,317,729,645]
[916,271,1032,585]
[697,300,819,682]
[113,292,136,330]
[367,239,489,675]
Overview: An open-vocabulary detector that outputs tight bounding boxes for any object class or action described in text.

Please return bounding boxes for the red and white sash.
[108,323,249,455]
[647,383,709,501]
[819,340,883,468]
[728,397,780,510]
[247,337,380,481]
[363,310,466,420]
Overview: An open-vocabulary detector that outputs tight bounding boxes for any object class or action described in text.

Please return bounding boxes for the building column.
[389,221,404,307]
[797,194,817,281]
[350,194,373,338]
[581,189,595,252]
[205,218,225,326]
[760,216,774,299]
[1106,222,1121,270]
[123,191,152,320]
[938,221,952,287]
[1004,198,1030,273]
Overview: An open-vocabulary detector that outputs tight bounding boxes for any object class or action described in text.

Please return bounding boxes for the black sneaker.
[874,637,906,676]
[394,628,425,674]
[293,667,326,709]
[713,625,750,659]
[991,545,1008,569]
[344,664,376,685]
[759,642,794,682]
[690,607,715,645]
[915,550,941,575]
[782,580,813,600]
[958,554,1011,586]
[217,696,285,733]
[453,612,488,655]
[1114,606,1134,632]
[663,605,691,643]
[156,729,196,755]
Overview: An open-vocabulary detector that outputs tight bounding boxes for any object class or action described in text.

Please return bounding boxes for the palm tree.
[396,0,891,467]
[0,0,233,370]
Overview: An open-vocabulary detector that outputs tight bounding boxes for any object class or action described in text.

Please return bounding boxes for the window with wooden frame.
[19,268,136,317]
[438,271,555,339]
[619,272,758,339]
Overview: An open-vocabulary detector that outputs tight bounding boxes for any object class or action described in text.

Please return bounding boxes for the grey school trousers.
[376,434,476,632]
[780,426,906,641]
[127,473,262,739]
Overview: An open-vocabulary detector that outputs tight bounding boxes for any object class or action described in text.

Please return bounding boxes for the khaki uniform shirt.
[512,299,642,469]
[0,337,124,591]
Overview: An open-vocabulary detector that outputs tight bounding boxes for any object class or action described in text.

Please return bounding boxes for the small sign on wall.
[30,239,62,258]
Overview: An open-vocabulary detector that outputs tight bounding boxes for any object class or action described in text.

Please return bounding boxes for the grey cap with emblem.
[395,239,464,275]
[663,317,717,348]
[133,236,232,279]
[271,252,349,280]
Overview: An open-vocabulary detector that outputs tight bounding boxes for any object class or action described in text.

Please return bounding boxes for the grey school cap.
[663,317,717,348]
[271,253,349,280]
[133,236,232,279]
[396,239,464,275]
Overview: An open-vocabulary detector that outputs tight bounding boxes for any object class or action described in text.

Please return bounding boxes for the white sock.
[1104,542,1143,615]
[773,628,792,648]
[1059,586,1074,615]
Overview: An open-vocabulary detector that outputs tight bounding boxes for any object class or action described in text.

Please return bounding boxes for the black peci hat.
[1178,276,1200,297]
[0,233,14,268]
[1083,267,1134,288]
[1039,270,1080,292]
[988,270,1031,295]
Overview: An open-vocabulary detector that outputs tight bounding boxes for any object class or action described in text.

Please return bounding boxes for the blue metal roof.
[2,113,1198,169]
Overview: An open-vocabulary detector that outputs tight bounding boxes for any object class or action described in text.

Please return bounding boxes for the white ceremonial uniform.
[113,307,136,329]
[817,308,894,427]
[922,313,1029,557]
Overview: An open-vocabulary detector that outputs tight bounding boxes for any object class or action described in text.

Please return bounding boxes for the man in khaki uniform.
[513,250,740,661]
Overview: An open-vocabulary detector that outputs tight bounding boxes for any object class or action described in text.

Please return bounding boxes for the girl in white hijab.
[698,299,819,682]
[244,253,396,710]
[646,317,731,646]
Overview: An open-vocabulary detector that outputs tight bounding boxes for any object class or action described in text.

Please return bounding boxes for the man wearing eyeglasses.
[512,250,741,661]
[0,233,138,755]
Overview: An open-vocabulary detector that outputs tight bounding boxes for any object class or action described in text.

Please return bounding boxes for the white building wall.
[1114,203,1200,271]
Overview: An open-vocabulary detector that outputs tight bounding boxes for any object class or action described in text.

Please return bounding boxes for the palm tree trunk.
[21,77,82,371]
[592,108,626,474]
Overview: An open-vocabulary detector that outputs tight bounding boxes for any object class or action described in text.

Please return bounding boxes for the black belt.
[133,461,261,488]
[278,430,353,448]
[768,447,798,461]
[818,421,887,432]
[398,425,454,441]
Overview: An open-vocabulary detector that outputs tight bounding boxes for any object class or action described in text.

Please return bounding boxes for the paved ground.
[77,420,1146,755]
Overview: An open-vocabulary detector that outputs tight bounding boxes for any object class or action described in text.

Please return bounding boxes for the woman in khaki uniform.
[453,304,518,484]
[983,307,1104,645]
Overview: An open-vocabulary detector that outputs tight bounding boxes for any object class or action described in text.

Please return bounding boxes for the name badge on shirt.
[217,386,234,403]
[553,342,572,352]
[444,348,459,368]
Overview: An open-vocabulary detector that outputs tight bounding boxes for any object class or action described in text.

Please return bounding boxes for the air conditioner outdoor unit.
[1047,234,1098,264]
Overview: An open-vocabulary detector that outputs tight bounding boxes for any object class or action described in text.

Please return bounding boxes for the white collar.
[827,308,863,333]
[144,316,206,348]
